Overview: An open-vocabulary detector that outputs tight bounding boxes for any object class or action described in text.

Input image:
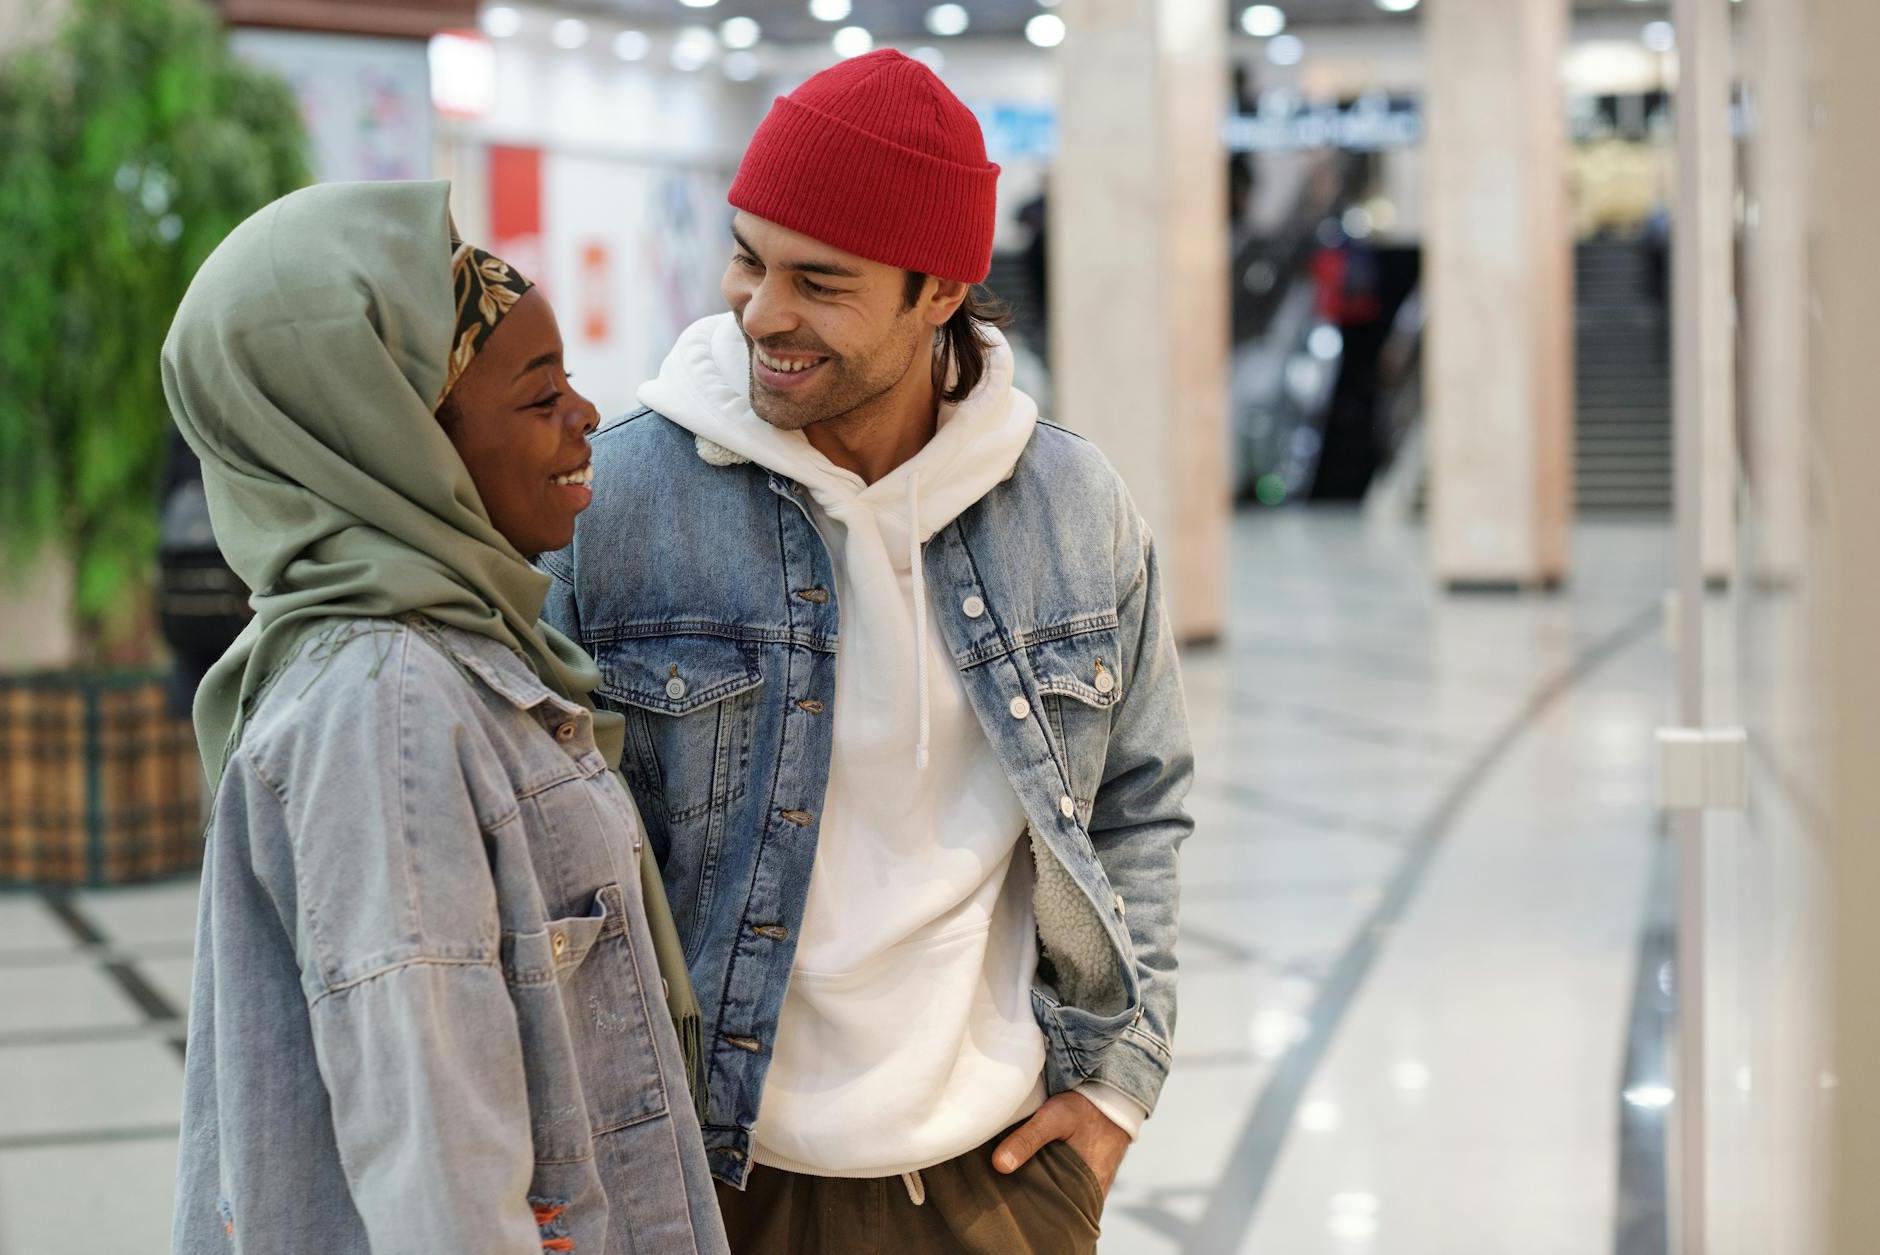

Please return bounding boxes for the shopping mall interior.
[1,0,1876,1251]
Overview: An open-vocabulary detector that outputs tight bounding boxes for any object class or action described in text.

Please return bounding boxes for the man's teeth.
[551,466,594,487]
[757,348,822,374]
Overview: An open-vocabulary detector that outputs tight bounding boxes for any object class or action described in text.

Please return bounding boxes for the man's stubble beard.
[744,319,928,434]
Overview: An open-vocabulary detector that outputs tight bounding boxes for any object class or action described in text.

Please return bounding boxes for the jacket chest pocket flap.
[1028,624,1123,807]
[596,635,764,825]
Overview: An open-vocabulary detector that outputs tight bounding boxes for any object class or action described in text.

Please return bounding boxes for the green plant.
[0,0,308,663]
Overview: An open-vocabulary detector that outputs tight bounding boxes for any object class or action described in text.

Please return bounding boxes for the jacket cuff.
[1076,1080,1148,1139]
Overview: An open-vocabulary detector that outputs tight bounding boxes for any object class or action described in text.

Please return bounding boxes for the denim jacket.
[172,618,729,1254]
[540,411,1195,1188]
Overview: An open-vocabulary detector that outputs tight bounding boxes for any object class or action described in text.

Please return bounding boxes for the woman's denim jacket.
[539,410,1195,1189]
[172,618,729,1254]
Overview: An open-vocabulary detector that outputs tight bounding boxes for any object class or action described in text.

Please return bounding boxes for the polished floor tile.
[0,511,1674,1254]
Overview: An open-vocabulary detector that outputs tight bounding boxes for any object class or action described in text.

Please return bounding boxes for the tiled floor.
[0,510,1673,1254]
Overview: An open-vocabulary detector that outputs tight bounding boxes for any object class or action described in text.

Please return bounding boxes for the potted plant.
[0,0,308,885]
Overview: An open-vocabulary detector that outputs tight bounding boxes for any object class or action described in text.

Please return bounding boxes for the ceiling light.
[672,25,718,70]
[1025,13,1065,46]
[724,50,761,80]
[1642,20,1675,51]
[1375,0,1419,10]
[679,0,721,8]
[1266,33,1304,65]
[550,18,588,49]
[720,16,761,48]
[911,45,945,71]
[809,0,851,20]
[480,4,521,37]
[429,32,495,116]
[832,25,874,57]
[926,4,970,37]
[613,29,649,61]
[1241,4,1285,37]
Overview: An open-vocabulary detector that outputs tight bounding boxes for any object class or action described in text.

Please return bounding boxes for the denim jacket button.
[1094,668,1116,695]
[1009,696,1031,721]
[665,676,688,700]
[962,596,986,619]
[1059,795,1076,818]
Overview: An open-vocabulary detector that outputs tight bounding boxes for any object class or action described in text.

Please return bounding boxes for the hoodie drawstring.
[902,1169,927,1206]
[909,470,931,772]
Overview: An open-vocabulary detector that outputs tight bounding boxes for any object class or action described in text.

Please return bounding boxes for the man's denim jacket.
[540,410,1195,1188]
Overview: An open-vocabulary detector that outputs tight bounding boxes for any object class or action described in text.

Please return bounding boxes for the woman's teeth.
[551,466,594,487]
[756,348,823,374]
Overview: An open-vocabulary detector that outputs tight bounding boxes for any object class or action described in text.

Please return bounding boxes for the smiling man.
[540,50,1194,1255]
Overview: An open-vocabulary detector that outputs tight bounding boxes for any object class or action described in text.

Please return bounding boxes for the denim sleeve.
[246,634,542,1253]
[1084,517,1196,1115]
[537,546,581,643]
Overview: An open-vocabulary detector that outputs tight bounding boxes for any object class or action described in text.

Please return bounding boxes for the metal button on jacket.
[666,676,688,700]
[1059,795,1076,818]
[1009,696,1031,721]
[962,596,986,619]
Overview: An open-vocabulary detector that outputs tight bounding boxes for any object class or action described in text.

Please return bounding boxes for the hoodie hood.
[640,310,1037,773]
[638,312,1037,545]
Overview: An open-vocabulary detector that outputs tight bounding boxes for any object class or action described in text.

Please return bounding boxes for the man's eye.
[735,254,761,270]
[530,391,563,411]
[804,280,836,296]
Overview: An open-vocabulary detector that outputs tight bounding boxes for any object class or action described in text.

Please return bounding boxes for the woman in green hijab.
[164,180,730,1255]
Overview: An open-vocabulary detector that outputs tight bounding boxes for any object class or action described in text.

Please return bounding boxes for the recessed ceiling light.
[809,0,851,20]
[926,4,969,37]
[911,45,945,71]
[1375,0,1419,11]
[481,5,521,38]
[720,16,761,48]
[672,25,718,70]
[679,0,720,8]
[1025,13,1065,47]
[613,29,649,61]
[1241,4,1285,37]
[1266,32,1304,65]
[832,24,874,57]
[551,18,589,49]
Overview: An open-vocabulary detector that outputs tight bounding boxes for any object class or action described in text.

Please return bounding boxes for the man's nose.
[739,274,796,342]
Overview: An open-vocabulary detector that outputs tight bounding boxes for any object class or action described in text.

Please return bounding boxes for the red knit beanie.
[729,49,1001,285]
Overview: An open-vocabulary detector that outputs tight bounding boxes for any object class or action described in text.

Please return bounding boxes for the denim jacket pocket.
[1029,625,1123,808]
[595,635,763,824]
[503,883,671,1164]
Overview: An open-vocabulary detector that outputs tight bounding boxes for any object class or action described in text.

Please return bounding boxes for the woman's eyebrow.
[511,351,560,384]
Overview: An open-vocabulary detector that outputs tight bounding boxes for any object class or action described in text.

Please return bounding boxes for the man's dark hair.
[903,271,1014,406]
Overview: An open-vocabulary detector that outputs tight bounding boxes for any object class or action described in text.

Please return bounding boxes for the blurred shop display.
[0,0,309,885]
[230,28,434,182]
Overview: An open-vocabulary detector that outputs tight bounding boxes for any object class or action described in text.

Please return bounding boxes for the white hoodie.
[640,313,1142,1179]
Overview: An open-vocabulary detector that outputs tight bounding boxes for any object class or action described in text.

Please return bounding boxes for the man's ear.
[925,277,970,328]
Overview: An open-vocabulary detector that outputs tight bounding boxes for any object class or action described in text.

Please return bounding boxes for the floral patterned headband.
[438,233,534,407]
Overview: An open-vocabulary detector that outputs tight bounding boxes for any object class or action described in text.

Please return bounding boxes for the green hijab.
[162,180,704,1109]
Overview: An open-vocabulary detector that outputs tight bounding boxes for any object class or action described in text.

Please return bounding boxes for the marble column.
[1423,0,1573,589]
[1815,0,1880,1247]
[1674,0,1738,585]
[1051,0,1230,643]
[1741,0,1806,586]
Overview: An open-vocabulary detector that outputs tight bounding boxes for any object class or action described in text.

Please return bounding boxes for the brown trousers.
[713,1128,1104,1255]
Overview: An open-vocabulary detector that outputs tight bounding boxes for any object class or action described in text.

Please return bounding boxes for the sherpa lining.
[1030,829,1126,1016]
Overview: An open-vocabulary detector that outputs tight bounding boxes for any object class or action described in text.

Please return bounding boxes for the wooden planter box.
[0,670,203,886]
